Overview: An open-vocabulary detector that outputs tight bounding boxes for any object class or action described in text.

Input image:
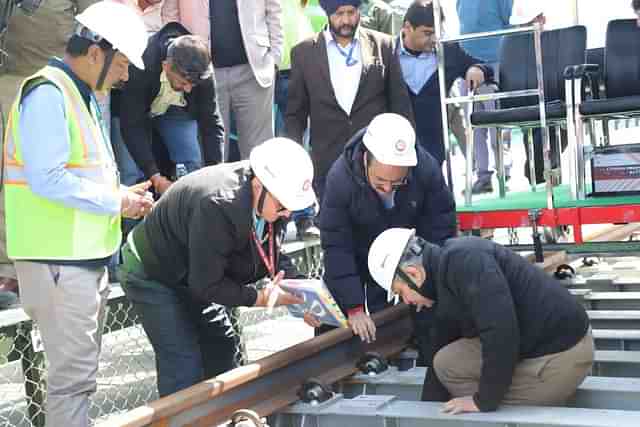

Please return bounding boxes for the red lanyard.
[252,222,276,279]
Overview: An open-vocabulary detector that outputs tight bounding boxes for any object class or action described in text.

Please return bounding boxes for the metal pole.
[464,97,474,205]
[433,0,454,192]
[441,25,538,43]
[532,22,554,210]
[496,128,506,197]
[527,128,537,191]
[575,82,587,200]
[554,125,563,184]
[564,77,579,199]
[571,0,580,26]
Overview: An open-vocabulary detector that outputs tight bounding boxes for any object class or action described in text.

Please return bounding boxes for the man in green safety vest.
[3,2,153,426]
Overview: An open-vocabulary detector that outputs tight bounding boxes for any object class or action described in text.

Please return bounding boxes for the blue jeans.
[112,108,202,183]
[274,70,289,137]
[152,107,202,174]
[118,242,238,397]
[111,117,144,187]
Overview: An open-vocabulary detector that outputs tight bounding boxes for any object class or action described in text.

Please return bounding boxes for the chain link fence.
[0,240,323,426]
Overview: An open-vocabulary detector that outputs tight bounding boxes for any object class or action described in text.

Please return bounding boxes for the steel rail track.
[102,304,412,427]
[103,223,640,427]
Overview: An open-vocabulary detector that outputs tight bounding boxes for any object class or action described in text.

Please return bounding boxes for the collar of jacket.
[228,166,287,246]
[420,240,442,300]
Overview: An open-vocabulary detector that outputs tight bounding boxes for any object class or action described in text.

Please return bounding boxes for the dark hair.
[633,0,640,11]
[404,1,444,28]
[166,35,212,83]
[65,35,113,57]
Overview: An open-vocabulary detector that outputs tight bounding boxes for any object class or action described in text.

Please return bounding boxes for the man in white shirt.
[286,0,413,203]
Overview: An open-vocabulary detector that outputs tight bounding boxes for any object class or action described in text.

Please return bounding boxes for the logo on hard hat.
[302,179,311,192]
[394,140,407,153]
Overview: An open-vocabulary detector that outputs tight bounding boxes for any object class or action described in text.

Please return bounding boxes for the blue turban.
[319,0,362,16]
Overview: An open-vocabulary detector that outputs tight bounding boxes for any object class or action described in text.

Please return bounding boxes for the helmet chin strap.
[395,268,422,295]
[256,186,268,217]
[95,49,116,91]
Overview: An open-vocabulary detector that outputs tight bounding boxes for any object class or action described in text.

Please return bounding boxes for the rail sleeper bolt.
[297,378,334,405]
[554,264,576,280]
[357,352,389,376]
[229,409,268,427]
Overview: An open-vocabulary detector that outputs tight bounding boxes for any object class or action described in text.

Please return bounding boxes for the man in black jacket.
[118,138,315,397]
[119,23,224,195]
[397,2,491,165]
[312,113,455,358]
[368,228,594,414]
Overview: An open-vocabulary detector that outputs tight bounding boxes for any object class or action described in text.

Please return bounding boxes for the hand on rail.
[348,310,376,343]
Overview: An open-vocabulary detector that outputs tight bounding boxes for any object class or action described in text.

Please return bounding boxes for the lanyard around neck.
[332,33,359,67]
[252,222,276,279]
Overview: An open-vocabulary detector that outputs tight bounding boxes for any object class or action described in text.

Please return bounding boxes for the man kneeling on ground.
[368,228,594,414]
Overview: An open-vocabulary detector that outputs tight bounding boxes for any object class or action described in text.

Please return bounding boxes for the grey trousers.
[16,261,110,427]
[215,63,275,160]
[434,329,595,407]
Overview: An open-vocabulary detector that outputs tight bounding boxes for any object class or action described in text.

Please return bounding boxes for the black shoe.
[295,217,320,241]
[472,179,493,194]
[462,179,494,196]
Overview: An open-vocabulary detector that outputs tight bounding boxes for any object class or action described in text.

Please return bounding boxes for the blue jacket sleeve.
[319,163,366,310]
[20,84,121,216]
[415,151,457,245]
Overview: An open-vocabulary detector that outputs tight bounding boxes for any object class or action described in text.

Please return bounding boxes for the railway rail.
[103,223,640,427]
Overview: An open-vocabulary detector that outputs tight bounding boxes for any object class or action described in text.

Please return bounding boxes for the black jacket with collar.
[131,161,299,307]
[120,23,225,178]
[420,236,590,412]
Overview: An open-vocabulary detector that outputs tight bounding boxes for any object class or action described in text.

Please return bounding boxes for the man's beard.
[330,19,359,39]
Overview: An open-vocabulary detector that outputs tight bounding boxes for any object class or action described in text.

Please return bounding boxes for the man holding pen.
[118,137,316,397]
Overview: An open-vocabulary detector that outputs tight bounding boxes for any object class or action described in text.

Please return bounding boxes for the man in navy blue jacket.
[312,113,456,361]
[398,2,491,165]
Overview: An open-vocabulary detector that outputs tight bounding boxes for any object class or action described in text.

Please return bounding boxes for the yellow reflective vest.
[3,65,121,260]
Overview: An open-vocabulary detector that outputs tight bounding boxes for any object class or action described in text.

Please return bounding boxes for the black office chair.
[565,20,640,198]
[470,25,587,194]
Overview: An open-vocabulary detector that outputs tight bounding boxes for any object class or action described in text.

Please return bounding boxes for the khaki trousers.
[433,329,594,407]
[16,261,110,427]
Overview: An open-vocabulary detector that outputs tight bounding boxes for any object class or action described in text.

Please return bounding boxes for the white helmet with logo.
[75,1,148,70]
[368,228,416,301]
[250,138,316,212]
[362,113,417,167]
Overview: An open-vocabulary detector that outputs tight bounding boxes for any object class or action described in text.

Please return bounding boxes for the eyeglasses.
[364,156,409,190]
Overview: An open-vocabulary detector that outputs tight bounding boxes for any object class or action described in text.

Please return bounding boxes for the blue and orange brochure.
[279,279,349,328]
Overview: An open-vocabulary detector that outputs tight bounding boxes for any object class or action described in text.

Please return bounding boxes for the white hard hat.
[250,138,316,212]
[368,228,416,302]
[362,113,417,167]
[75,1,148,70]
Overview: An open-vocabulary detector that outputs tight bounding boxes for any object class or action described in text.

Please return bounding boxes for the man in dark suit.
[286,0,414,203]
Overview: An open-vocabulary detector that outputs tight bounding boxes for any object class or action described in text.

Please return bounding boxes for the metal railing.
[0,239,323,426]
